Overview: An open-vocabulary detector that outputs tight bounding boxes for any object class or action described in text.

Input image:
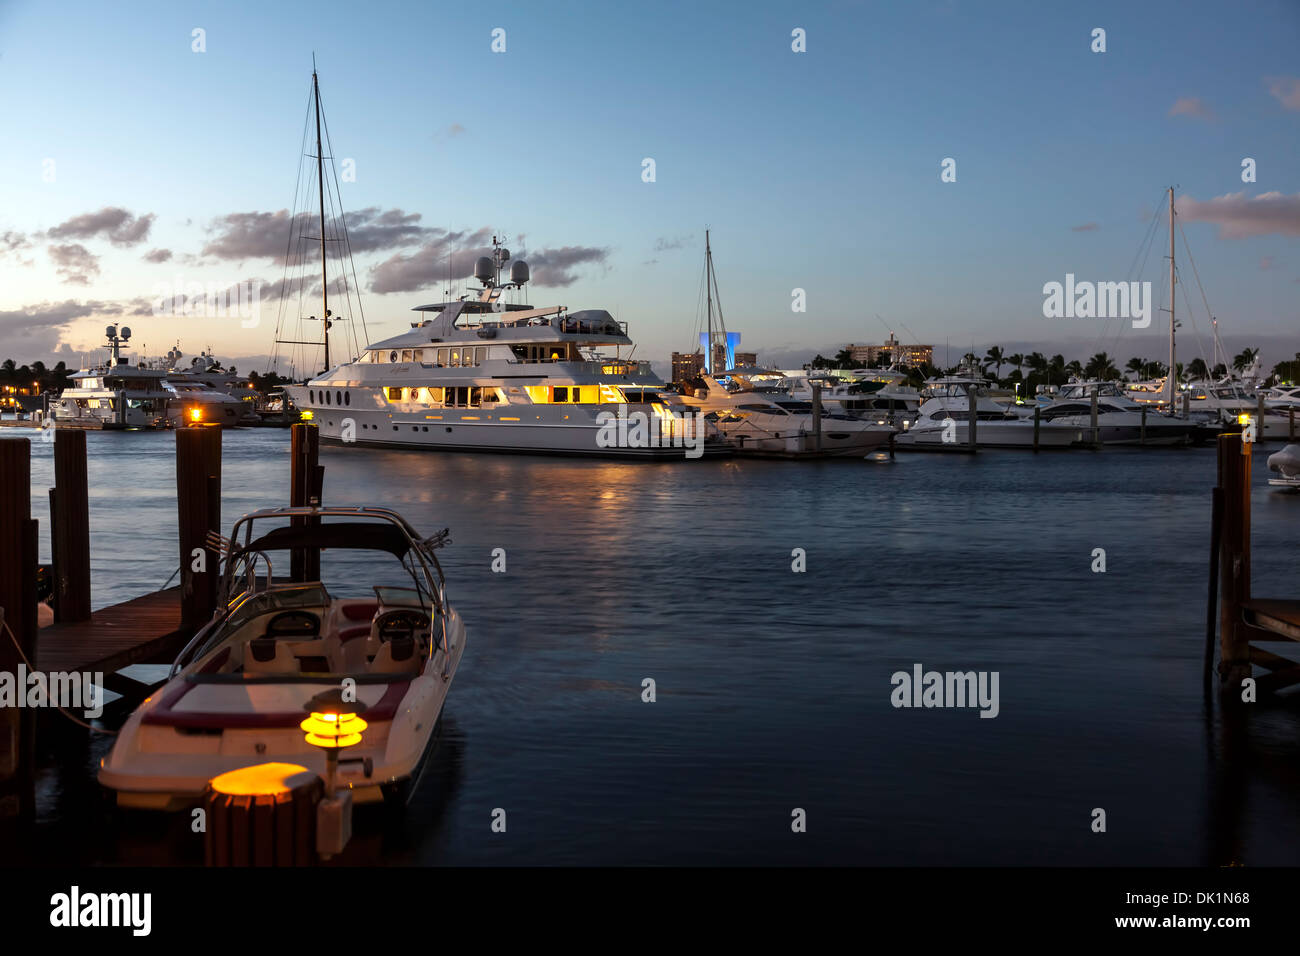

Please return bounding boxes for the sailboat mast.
[705,229,713,374]
[1167,185,1175,411]
[313,67,330,371]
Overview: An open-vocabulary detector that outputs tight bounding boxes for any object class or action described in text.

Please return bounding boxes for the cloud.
[0,299,131,356]
[47,207,155,246]
[202,207,433,263]
[1,230,32,254]
[447,123,465,136]
[1266,76,1300,111]
[143,248,173,263]
[48,243,100,284]
[1071,222,1099,232]
[525,245,610,286]
[368,228,494,295]
[1168,96,1214,121]
[1179,191,1300,239]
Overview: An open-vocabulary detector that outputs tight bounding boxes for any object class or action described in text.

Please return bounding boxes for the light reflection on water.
[8,428,1300,865]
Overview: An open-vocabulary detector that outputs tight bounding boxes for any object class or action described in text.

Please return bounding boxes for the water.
[7,428,1300,865]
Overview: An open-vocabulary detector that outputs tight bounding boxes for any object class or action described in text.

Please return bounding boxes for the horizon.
[2,0,1297,376]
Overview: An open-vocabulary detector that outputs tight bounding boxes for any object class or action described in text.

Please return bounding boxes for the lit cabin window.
[387,387,401,400]
[428,386,444,404]
[450,349,461,367]
[413,349,424,362]
[437,348,448,366]
[401,349,413,362]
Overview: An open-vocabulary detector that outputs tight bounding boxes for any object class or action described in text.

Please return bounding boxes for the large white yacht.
[49,326,170,429]
[285,244,721,459]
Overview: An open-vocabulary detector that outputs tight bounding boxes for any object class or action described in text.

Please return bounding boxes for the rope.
[1,615,117,735]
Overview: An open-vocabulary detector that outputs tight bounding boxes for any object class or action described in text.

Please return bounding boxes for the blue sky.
[1,0,1297,374]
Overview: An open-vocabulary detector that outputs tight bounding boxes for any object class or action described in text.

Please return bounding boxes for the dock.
[1211,431,1300,695]
[34,588,184,678]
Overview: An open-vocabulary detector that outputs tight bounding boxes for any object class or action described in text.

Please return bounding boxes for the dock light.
[189,407,202,423]
[1237,413,1252,426]
[300,409,314,421]
[301,689,367,798]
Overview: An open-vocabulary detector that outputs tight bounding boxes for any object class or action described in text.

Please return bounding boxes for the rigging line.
[269,81,317,375]
[321,105,370,357]
[1100,191,1165,360]
[1178,220,1219,364]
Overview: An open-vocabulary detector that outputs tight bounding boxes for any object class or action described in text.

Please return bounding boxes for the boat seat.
[369,636,422,675]
[244,638,299,674]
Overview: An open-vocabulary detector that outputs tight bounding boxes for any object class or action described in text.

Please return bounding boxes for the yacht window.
[389,351,398,363]
[344,392,350,406]
[437,348,448,366]
[428,387,444,404]
[482,388,497,404]
[510,345,527,361]
[387,387,401,401]
[554,386,569,402]
[400,349,412,362]
[450,350,461,367]
[474,347,486,365]
[414,349,424,363]
[335,391,342,405]
[309,390,315,403]
[325,391,331,405]
[470,387,482,406]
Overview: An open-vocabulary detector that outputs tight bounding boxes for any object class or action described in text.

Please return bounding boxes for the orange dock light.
[301,689,368,797]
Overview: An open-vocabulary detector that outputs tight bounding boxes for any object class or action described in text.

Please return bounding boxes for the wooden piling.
[1205,486,1223,691]
[967,384,977,451]
[1090,387,1099,446]
[0,439,37,819]
[176,428,222,632]
[1216,433,1252,688]
[1140,406,1147,445]
[51,430,91,622]
[810,384,822,453]
[1032,405,1041,451]
[204,763,323,866]
[290,424,321,582]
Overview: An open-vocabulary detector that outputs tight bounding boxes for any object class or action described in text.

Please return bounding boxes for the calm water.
[7,428,1300,865]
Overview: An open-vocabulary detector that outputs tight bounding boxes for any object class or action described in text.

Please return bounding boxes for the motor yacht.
[49,326,170,429]
[894,376,1083,448]
[285,241,722,459]
[1267,444,1300,491]
[678,374,895,455]
[1037,381,1197,445]
[99,505,466,810]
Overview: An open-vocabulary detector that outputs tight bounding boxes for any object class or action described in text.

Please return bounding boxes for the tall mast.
[313,66,330,371]
[1167,185,1175,410]
[705,229,714,374]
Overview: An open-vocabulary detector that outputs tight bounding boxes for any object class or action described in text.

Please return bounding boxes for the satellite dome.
[474,256,494,284]
[510,260,530,285]
[105,325,117,339]
[120,326,132,340]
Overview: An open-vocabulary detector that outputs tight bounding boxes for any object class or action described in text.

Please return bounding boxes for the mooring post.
[1290,407,1296,442]
[1032,404,1041,451]
[1216,432,1252,690]
[0,439,38,820]
[1090,387,1099,447]
[1140,406,1147,445]
[967,384,977,451]
[290,424,321,582]
[51,430,91,622]
[810,383,822,454]
[1256,394,1266,441]
[176,428,223,632]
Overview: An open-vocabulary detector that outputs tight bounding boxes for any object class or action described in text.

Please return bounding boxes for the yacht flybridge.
[286,241,723,458]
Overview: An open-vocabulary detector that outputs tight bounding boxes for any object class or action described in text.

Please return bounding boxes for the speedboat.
[895,376,1083,449]
[1038,381,1197,445]
[99,505,466,810]
[1267,444,1300,491]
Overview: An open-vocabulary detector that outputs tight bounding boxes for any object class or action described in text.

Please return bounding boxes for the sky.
[1,0,1297,377]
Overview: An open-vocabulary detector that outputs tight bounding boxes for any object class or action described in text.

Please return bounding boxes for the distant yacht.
[161,345,260,425]
[894,375,1083,448]
[1038,381,1198,445]
[49,326,169,429]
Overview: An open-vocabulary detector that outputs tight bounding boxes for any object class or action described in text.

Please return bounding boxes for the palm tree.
[1007,353,1024,378]
[1232,347,1260,373]
[1085,352,1119,380]
[1186,357,1209,381]
[1126,357,1145,380]
[984,346,1005,379]
[1064,360,1083,380]
[1,359,14,374]
[1026,352,1048,376]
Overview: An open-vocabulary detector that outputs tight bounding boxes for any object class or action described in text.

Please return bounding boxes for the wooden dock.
[35,588,185,676]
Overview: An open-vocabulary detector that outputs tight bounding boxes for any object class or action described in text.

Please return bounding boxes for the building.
[671,351,705,385]
[734,351,757,368]
[845,334,932,368]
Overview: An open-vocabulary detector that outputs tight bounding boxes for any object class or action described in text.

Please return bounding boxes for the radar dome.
[105,325,117,339]
[510,260,530,285]
[120,326,131,340]
[474,256,494,284]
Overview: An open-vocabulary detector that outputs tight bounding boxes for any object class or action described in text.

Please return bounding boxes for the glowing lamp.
[301,689,368,797]
[1237,413,1252,427]
[189,407,203,423]
[300,409,314,421]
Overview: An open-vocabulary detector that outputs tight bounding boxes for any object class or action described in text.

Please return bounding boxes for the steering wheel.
[265,610,320,639]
